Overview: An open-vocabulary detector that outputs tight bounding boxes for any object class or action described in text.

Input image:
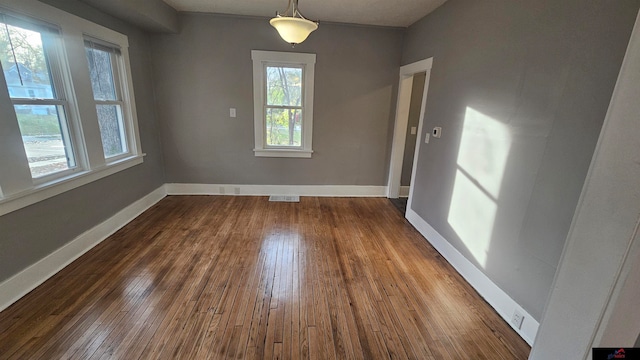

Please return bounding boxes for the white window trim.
[0,0,143,216]
[251,50,315,158]
[5,19,81,184]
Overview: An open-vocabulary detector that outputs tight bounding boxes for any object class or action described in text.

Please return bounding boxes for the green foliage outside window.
[266,66,303,147]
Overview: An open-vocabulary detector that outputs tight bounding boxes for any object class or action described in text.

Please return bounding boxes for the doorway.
[387,59,433,214]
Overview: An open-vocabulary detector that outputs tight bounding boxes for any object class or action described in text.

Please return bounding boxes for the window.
[251,50,315,158]
[85,39,128,158]
[0,16,77,179]
[0,1,143,216]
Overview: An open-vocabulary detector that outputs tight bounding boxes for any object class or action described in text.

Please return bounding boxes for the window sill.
[254,149,313,158]
[0,154,145,216]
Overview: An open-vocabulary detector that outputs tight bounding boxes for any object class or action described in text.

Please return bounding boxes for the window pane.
[85,46,116,101]
[266,66,302,107]
[266,108,302,147]
[15,105,75,178]
[0,22,55,99]
[96,104,127,157]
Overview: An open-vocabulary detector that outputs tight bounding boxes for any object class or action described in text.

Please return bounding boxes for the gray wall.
[151,14,403,185]
[402,0,640,320]
[0,0,165,283]
[78,0,179,33]
[529,17,640,356]
[636,333,640,348]
[401,72,425,187]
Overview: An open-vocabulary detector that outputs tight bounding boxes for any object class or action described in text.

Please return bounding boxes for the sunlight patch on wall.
[448,107,512,267]
[448,171,498,266]
[456,108,511,198]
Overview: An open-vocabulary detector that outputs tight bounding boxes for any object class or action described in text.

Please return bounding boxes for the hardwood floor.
[0,196,530,359]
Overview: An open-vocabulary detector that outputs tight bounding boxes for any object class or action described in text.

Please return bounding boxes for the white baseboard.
[0,185,167,313]
[0,183,539,346]
[405,208,539,346]
[165,183,388,197]
[169,181,540,345]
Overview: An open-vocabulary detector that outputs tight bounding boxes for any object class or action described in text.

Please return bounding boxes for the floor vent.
[269,195,300,202]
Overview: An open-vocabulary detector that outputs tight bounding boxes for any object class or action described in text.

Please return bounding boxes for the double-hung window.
[0,15,77,180]
[0,0,143,216]
[85,39,128,159]
[252,50,315,158]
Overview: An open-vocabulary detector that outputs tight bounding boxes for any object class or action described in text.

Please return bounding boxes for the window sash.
[95,103,128,159]
[84,37,129,160]
[1,17,64,102]
[85,42,123,102]
[262,63,305,149]
[264,107,304,149]
[83,38,122,55]
[265,105,302,110]
[11,98,66,106]
[95,99,123,106]
[12,102,79,182]
[263,63,305,107]
[1,12,80,181]
[0,11,59,37]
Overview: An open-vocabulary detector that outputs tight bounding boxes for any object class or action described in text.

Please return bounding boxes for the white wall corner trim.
[165,183,388,197]
[0,185,167,313]
[405,208,539,345]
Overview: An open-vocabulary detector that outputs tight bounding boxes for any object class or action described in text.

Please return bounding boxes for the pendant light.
[270,0,318,45]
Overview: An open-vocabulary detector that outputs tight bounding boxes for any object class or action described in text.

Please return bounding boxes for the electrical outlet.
[511,310,525,330]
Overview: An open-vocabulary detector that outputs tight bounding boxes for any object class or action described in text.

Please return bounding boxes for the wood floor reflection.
[0,196,530,359]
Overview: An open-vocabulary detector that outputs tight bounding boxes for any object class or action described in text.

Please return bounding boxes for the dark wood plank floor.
[0,196,530,359]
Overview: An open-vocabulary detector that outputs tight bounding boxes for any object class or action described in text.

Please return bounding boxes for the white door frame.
[530,8,640,358]
[387,58,433,199]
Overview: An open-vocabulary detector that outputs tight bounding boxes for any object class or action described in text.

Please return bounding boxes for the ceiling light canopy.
[270,0,318,45]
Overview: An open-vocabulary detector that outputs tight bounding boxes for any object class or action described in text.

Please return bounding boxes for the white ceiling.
[162,0,448,27]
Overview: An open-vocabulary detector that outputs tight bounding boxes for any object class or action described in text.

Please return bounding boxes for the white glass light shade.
[269,17,318,44]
